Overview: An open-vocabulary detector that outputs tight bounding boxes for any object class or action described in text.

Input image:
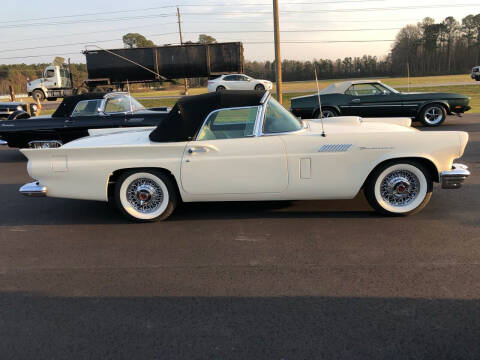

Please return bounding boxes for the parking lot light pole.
[273,0,282,104]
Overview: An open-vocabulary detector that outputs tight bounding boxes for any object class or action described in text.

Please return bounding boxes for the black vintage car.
[290,80,471,127]
[0,92,168,148]
[0,101,36,120]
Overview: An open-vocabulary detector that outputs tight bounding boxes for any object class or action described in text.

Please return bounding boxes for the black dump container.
[84,42,244,84]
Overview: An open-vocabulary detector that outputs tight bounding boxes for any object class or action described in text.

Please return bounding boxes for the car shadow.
[0,148,26,163]
[0,183,379,226]
[1,292,479,359]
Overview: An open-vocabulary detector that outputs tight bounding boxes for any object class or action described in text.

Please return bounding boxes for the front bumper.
[440,163,470,189]
[19,181,47,197]
[0,139,7,146]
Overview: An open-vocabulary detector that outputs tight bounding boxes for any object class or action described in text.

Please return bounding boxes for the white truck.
[471,66,480,81]
[26,63,75,101]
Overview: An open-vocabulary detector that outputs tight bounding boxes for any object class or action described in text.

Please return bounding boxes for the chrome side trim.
[440,163,470,189]
[260,91,271,104]
[28,140,63,149]
[318,144,352,152]
[19,181,47,197]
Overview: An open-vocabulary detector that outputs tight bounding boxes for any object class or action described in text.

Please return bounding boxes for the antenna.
[126,79,133,113]
[314,67,326,137]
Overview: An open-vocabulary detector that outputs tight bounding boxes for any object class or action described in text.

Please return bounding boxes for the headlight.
[32,104,38,111]
[17,106,23,111]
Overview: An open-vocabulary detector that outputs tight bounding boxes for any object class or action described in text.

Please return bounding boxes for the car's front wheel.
[419,104,446,126]
[364,160,432,216]
[32,89,45,102]
[115,170,178,222]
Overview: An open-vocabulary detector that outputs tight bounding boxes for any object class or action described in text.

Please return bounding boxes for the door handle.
[188,147,207,154]
[352,99,361,103]
[187,144,219,154]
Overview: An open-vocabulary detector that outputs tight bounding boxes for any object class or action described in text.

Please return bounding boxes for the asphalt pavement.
[1,114,479,359]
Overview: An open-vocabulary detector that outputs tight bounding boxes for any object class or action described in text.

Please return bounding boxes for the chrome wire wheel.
[117,171,172,221]
[423,106,444,125]
[379,170,419,207]
[369,162,431,215]
[126,178,164,214]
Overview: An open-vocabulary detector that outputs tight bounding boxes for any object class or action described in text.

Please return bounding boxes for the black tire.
[364,160,433,216]
[76,87,89,95]
[32,89,45,102]
[114,169,178,222]
[475,76,480,81]
[314,107,339,118]
[418,104,446,127]
[7,110,30,120]
[216,85,226,92]
[254,84,265,91]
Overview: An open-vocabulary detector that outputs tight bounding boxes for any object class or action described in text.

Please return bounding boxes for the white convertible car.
[19,91,470,221]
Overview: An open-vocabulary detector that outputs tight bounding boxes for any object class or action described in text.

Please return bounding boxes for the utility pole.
[273,0,282,104]
[177,6,189,95]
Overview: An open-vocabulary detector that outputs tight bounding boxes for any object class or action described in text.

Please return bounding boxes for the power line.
[0,39,399,61]
[180,3,479,15]
[0,0,386,25]
[0,23,177,44]
[0,13,174,29]
[1,28,401,54]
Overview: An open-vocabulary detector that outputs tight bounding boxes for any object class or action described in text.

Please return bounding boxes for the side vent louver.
[318,144,352,152]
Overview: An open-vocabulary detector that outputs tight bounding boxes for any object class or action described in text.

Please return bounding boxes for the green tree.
[122,33,155,48]
[198,34,217,44]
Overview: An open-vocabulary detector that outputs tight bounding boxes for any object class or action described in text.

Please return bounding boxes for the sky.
[1,0,479,65]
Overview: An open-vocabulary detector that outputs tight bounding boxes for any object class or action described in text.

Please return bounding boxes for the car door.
[180,106,288,195]
[341,83,402,117]
[63,99,125,142]
[237,75,253,90]
[222,75,237,90]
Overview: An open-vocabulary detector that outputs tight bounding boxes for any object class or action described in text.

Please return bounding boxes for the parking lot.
[1,114,479,359]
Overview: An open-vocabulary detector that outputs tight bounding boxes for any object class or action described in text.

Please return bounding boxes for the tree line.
[1,14,479,95]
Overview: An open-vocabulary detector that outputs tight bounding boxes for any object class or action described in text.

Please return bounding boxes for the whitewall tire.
[365,161,433,216]
[114,170,177,222]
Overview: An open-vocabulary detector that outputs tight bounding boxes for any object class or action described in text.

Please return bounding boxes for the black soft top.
[52,93,107,118]
[149,90,265,142]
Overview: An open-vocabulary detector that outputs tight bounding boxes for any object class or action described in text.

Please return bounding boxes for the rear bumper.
[19,181,47,197]
[440,163,470,189]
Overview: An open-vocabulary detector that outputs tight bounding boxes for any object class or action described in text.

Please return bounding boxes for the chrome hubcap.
[380,170,419,206]
[424,106,443,124]
[321,110,336,118]
[127,178,163,214]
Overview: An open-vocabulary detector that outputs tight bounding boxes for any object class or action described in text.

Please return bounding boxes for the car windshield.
[380,83,399,94]
[104,95,145,113]
[263,97,303,134]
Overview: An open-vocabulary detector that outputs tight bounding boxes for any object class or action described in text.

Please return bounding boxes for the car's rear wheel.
[115,170,178,222]
[254,84,265,91]
[216,85,226,92]
[419,104,446,127]
[315,108,339,118]
[364,160,432,216]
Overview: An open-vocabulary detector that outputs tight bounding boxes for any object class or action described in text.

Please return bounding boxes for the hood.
[305,116,415,135]
[62,128,153,149]
[27,78,43,91]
